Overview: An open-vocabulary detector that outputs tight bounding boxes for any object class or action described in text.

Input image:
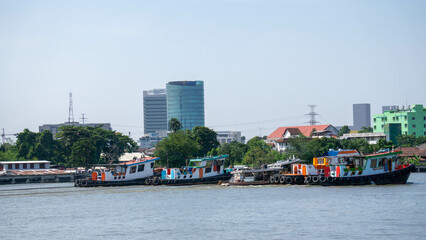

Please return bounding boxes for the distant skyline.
[1,0,425,141]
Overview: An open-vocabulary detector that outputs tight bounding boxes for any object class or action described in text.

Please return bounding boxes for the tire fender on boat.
[279,176,286,184]
[274,175,280,184]
[285,176,293,184]
[305,176,312,184]
[269,175,275,184]
[312,176,319,183]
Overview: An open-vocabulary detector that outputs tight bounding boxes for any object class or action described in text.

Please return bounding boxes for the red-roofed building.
[267,124,338,152]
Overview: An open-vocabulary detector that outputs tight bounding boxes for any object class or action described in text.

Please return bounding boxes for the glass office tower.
[166,81,205,130]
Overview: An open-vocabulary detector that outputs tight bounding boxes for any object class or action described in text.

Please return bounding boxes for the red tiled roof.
[267,125,331,139]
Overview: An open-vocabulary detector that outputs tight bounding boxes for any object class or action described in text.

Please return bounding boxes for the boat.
[228,157,304,186]
[74,157,160,187]
[159,155,231,185]
[269,149,415,186]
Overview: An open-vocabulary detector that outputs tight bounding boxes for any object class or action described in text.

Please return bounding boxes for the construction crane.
[1,128,17,145]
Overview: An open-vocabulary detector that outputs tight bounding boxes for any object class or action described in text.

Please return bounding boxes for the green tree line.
[0,126,137,168]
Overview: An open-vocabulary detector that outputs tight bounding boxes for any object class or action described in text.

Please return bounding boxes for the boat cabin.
[92,157,158,182]
[161,155,228,180]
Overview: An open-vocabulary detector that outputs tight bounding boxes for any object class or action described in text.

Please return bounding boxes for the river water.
[1,173,425,240]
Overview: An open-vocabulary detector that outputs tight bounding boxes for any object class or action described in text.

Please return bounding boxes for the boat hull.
[266,164,415,186]
[228,180,270,186]
[74,177,157,187]
[160,173,231,186]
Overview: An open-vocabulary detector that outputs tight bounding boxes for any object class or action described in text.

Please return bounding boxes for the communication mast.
[68,92,74,123]
[305,105,320,125]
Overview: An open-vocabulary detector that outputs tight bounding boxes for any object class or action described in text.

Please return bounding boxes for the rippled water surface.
[1,174,425,240]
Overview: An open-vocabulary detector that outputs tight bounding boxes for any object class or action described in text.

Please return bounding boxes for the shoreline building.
[166,81,205,131]
[266,125,339,153]
[373,104,426,137]
[216,131,245,144]
[143,89,167,135]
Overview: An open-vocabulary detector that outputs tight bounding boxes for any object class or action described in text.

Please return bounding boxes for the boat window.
[370,159,377,168]
[151,162,154,168]
[205,167,212,173]
[206,161,212,167]
[378,158,386,167]
[138,164,145,172]
[189,161,201,167]
[130,166,136,174]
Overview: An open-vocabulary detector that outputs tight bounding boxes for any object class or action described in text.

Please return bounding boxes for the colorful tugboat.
[74,157,160,187]
[160,155,231,185]
[269,149,415,186]
[229,158,303,186]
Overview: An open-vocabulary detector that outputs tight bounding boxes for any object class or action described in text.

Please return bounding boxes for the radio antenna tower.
[68,92,74,123]
[305,105,320,125]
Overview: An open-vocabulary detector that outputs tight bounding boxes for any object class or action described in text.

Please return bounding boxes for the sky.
[1,0,425,142]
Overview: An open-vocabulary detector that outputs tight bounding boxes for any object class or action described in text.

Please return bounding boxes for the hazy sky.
[1,0,425,142]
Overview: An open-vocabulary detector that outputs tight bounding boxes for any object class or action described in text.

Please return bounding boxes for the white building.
[340,132,386,144]
[216,131,244,144]
[0,160,50,172]
[139,131,167,148]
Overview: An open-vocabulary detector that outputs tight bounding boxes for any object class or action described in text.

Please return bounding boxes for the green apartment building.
[373,104,426,137]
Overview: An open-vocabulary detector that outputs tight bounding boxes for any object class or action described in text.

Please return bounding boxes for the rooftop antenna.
[68,92,74,123]
[305,105,320,125]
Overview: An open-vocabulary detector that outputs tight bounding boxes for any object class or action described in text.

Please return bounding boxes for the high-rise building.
[353,103,371,130]
[143,89,167,134]
[373,104,426,137]
[166,81,205,131]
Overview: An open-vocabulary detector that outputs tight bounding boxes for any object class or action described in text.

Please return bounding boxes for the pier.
[0,173,88,185]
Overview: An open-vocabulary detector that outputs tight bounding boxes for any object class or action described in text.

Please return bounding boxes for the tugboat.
[276,149,415,186]
[229,158,303,186]
[160,155,231,185]
[75,157,160,187]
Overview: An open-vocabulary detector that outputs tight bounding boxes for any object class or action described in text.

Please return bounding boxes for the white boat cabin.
[161,155,228,180]
[92,157,158,182]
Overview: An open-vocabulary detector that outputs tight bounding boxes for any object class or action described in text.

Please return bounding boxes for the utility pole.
[305,105,320,125]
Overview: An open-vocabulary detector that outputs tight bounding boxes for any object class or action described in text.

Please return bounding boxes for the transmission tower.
[68,92,74,123]
[80,114,87,125]
[305,105,320,125]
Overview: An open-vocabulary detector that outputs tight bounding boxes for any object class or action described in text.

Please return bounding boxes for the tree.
[242,137,283,167]
[71,137,98,169]
[217,141,249,166]
[56,125,138,167]
[90,127,138,164]
[341,138,372,154]
[155,131,200,167]
[190,126,219,157]
[373,139,395,151]
[16,129,38,159]
[358,126,373,133]
[397,135,417,147]
[338,125,351,137]
[168,118,182,133]
[0,143,22,161]
[32,130,57,161]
